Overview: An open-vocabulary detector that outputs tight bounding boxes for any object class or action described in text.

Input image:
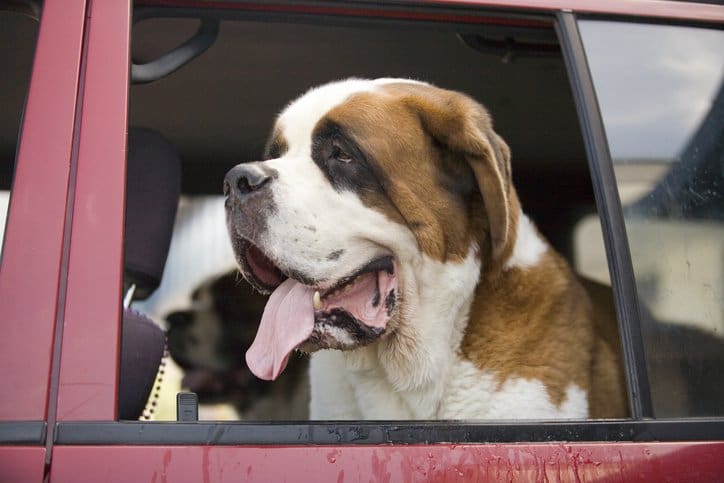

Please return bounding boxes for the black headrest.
[118,309,166,420]
[124,127,181,299]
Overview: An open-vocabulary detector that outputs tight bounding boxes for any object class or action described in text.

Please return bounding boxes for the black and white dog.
[165,270,308,419]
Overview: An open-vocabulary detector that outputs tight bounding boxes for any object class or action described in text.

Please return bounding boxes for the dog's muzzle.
[224,162,279,255]
[223,163,276,205]
[223,161,399,382]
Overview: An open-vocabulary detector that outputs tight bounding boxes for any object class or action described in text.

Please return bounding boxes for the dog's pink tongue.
[245,278,314,380]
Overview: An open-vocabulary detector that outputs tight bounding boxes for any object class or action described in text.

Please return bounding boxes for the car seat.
[118,127,181,420]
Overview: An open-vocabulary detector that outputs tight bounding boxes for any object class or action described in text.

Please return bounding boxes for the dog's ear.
[397,84,513,259]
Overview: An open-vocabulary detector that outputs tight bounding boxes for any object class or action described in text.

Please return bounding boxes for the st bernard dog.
[224,78,627,419]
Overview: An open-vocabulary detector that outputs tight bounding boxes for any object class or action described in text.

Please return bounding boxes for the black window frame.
[555,11,654,420]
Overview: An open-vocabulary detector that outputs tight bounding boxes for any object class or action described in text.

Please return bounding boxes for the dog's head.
[164,270,267,405]
[165,271,266,374]
[224,79,519,381]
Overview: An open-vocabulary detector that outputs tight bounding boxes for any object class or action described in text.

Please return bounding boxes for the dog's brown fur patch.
[322,82,517,265]
[462,249,594,407]
[461,247,628,417]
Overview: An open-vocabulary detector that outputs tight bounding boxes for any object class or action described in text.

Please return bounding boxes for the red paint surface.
[50,442,724,482]
[136,0,724,24]
[55,0,131,421]
[0,0,87,420]
[0,447,46,483]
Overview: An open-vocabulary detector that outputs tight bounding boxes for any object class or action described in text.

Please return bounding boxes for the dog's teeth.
[313,291,322,310]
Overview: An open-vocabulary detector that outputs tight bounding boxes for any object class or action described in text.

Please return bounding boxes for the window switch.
[176,392,199,421]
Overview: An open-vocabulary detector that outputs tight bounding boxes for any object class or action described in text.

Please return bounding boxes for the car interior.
[128,13,593,256]
[123,9,616,421]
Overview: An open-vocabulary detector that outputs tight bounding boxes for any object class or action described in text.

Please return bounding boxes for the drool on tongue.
[245,278,315,381]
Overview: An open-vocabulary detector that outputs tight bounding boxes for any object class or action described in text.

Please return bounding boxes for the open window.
[119,5,622,423]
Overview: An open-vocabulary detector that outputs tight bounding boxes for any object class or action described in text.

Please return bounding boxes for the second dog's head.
[165,271,265,374]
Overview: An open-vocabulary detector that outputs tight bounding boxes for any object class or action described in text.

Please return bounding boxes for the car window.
[580,20,724,417]
[0,8,39,261]
[122,10,621,423]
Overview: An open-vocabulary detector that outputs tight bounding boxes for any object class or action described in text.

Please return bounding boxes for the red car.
[1,0,723,481]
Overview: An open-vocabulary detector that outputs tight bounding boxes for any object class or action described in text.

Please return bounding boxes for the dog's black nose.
[224,164,274,199]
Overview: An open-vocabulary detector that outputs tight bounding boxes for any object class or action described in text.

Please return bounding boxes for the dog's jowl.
[224,78,627,420]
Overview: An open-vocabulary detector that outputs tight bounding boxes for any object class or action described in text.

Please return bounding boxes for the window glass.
[0,8,40,260]
[580,20,724,417]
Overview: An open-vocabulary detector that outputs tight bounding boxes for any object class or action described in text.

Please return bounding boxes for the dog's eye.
[332,145,353,164]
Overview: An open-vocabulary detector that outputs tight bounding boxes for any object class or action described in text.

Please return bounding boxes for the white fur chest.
[310,350,588,420]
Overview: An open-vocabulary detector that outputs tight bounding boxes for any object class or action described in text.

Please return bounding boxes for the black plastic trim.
[132,3,554,37]
[555,11,653,420]
[131,17,219,84]
[55,420,724,445]
[0,422,46,446]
